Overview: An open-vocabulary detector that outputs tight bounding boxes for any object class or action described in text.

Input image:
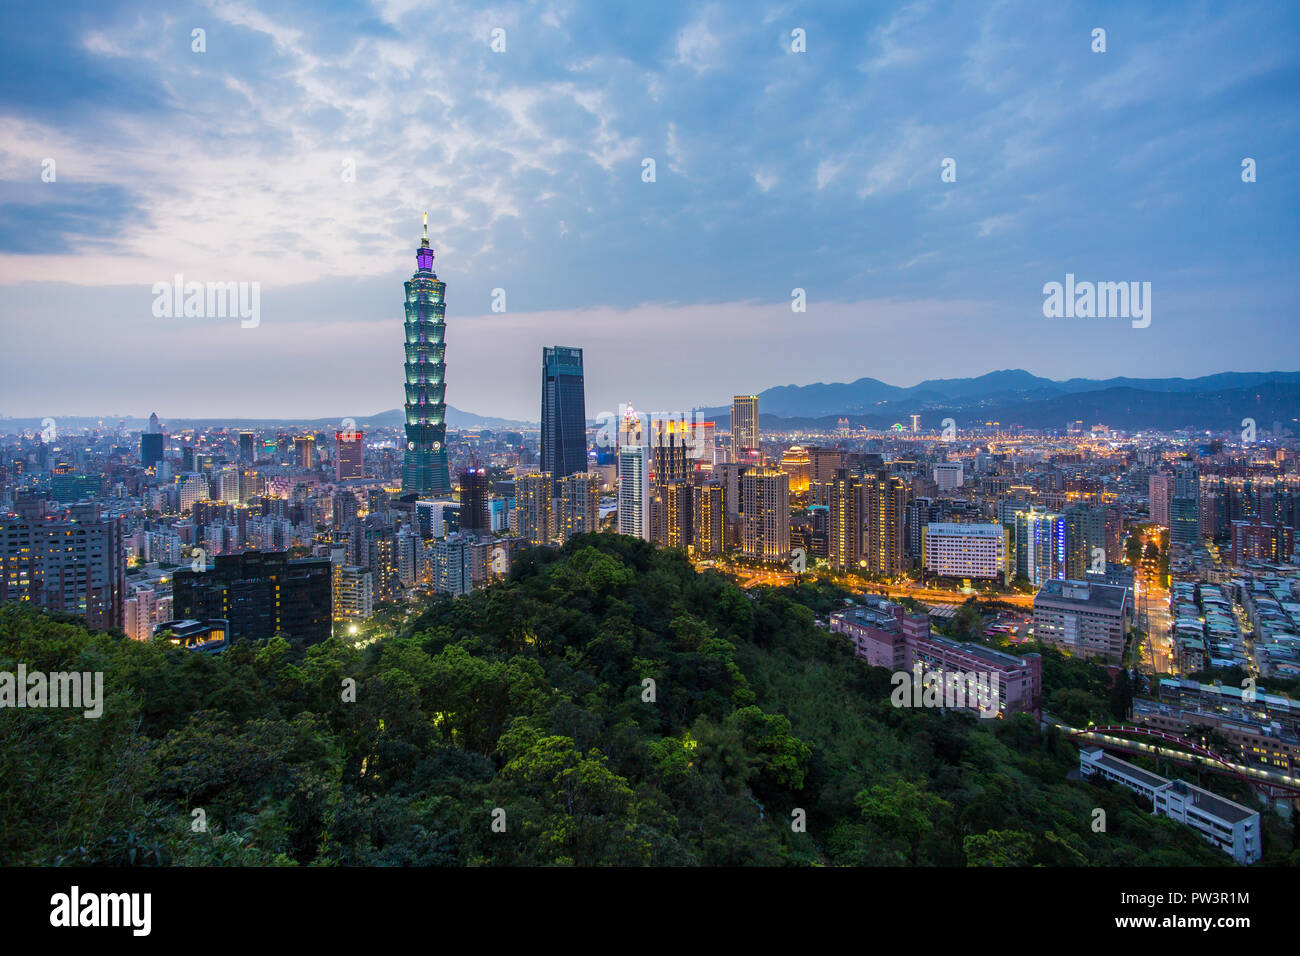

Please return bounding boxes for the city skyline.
[3,0,1299,419]
[5,0,1300,899]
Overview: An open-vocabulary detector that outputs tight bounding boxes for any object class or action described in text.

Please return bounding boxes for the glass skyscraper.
[540,345,587,479]
[401,216,451,497]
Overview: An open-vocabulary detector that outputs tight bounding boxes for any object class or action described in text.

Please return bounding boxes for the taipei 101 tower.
[400,214,451,496]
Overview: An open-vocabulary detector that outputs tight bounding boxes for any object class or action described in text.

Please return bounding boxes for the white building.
[922,522,1007,581]
[335,564,374,622]
[617,445,651,541]
[933,462,964,491]
[178,474,208,512]
[1080,748,1260,864]
[1034,579,1129,662]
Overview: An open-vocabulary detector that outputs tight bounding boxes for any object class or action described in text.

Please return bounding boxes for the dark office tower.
[459,468,490,533]
[401,215,451,497]
[1170,462,1201,550]
[140,432,164,468]
[336,429,364,480]
[238,431,255,464]
[173,550,332,645]
[828,467,864,572]
[541,346,587,480]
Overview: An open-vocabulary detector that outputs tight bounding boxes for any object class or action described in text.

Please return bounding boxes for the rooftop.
[1035,578,1128,612]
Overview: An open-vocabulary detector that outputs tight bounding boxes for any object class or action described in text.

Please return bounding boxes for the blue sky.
[0,0,1297,421]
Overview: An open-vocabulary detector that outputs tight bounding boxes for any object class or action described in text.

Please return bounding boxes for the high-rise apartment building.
[692,482,725,555]
[828,467,863,572]
[1014,507,1066,586]
[741,467,790,563]
[332,559,374,624]
[294,436,316,469]
[1149,472,1172,527]
[662,481,694,551]
[401,216,452,496]
[649,417,692,545]
[515,472,554,545]
[0,500,125,631]
[617,445,651,541]
[557,472,600,542]
[864,473,909,576]
[432,533,476,596]
[540,346,587,480]
[1064,505,1107,579]
[730,395,759,461]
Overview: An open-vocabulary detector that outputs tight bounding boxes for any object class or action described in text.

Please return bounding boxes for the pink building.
[830,601,1042,718]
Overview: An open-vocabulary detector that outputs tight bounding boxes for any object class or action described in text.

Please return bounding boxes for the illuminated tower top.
[417,211,435,272]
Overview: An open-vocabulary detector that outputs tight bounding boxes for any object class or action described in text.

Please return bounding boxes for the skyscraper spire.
[422,211,429,245]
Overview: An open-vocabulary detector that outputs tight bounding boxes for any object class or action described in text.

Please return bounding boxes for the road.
[714,564,1034,608]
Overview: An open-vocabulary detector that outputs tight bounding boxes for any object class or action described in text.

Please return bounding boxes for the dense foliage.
[0,534,1264,866]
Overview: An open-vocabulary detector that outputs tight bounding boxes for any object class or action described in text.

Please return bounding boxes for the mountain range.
[698,370,1300,432]
[4,371,1298,435]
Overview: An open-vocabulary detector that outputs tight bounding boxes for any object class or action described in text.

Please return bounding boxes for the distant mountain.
[697,370,1300,431]
[700,370,1300,420]
[353,407,533,430]
[0,405,533,435]
[736,382,1300,433]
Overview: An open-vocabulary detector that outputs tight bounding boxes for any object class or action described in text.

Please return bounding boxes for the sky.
[0,0,1297,422]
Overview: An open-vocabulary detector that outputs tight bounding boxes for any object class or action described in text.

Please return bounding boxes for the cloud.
[0,0,1296,418]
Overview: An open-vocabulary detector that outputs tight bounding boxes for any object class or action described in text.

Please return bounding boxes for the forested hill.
[0,535,1233,866]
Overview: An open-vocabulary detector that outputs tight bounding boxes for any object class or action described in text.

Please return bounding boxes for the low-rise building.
[1079,748,1261,864]
[1033,578,1129,662]
[829,601,1041,717]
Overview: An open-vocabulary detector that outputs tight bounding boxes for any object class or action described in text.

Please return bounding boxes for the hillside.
[0,535,1251,866]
